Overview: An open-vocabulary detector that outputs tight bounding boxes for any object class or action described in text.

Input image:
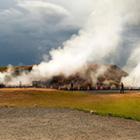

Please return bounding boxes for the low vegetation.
[0,65,32,73]
[0,66,7,72]
[0,88,140,121]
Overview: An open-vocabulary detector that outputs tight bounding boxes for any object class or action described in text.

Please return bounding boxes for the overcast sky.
[0,0,93,66]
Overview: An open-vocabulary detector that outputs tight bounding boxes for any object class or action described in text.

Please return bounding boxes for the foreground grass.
[0,88,140,121]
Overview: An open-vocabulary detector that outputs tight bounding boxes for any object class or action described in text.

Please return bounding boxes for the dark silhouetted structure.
[0,83,5,88]
[120,82,124,93]
[70,82,74,90]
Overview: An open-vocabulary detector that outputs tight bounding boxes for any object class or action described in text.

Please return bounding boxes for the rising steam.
[0,0,140,86]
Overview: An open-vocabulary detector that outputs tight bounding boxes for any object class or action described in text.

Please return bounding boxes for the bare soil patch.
[0,108,139,140]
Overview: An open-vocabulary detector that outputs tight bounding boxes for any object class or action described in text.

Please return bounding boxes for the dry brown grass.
[0,88,140,121]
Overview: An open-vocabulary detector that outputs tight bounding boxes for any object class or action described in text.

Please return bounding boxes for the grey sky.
[0,0,93,66]
[0,0,139,69]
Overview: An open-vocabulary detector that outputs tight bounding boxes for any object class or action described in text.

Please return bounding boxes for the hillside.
[0,64,128,89]
[0,65,32,74]
[32,64,128,89]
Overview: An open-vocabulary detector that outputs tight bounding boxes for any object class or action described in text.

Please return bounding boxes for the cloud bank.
[0,0,93,65]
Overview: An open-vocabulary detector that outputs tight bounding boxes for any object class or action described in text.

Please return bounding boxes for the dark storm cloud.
[1,0,139,70]
[0,0,79,66]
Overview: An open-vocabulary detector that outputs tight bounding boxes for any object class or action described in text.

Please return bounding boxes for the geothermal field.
[0,64,140,139]
[0,0,140,140]
[0,64,128,89]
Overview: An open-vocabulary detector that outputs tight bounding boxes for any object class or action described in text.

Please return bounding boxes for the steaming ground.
[0,108,139,140]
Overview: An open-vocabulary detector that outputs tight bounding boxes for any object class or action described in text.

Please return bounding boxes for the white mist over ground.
[122,45,140,87]
[0,0,140,86]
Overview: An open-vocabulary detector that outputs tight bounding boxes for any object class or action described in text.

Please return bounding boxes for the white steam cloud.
[1,0,140,86]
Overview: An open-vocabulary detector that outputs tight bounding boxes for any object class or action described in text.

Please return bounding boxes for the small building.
[0,83,5,88]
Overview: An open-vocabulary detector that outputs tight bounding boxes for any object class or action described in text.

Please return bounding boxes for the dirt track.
[0,108,139,140]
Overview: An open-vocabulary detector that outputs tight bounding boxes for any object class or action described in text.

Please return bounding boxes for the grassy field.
[0,88,140,121]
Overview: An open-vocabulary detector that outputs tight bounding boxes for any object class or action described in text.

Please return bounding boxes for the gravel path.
[0,108,139,140]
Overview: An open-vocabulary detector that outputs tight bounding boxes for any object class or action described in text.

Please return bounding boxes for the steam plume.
[1,0,140,86]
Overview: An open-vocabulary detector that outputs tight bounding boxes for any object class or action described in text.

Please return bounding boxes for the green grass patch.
[0,89,140,121]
